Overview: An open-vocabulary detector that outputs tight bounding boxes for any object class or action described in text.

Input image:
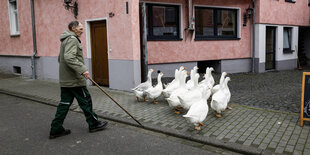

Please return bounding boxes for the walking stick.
[88,78,144,127]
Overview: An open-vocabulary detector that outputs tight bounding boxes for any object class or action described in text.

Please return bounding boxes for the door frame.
[265,26,276,70]
[85,18,110,79]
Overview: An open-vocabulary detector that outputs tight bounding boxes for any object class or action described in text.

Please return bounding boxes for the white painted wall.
[276,26,298,61]
[255,24,298,64]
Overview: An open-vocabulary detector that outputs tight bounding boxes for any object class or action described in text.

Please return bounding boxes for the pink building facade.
[0,0,309,90]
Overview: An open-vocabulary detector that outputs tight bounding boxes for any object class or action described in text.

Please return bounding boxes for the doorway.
[90,21,109,86]
[265,27,276,70]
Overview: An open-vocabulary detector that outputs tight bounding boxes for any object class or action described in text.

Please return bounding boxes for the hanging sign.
[300,72,310,126]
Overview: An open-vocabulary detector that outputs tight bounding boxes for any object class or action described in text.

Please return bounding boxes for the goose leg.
[136,97,139,102]
[174,108,180,114]
[195,122,203,131]
[227,106,232,110]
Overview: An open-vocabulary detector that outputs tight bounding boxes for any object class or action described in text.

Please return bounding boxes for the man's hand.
[82,71,90,79]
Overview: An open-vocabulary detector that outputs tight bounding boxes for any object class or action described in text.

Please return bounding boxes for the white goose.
[162,66,185,98]
[183,97,209,131]
[199,67,215,89]
[178,73,202,110]
[210,77,231,117]
[132,69,154,102]
[145,72,164,104]
[211,72,227,94]
[166,70,188,114]
[186,66,199,90]
[198,67,214,101]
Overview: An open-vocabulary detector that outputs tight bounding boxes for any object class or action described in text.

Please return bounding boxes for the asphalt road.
[0,93,241,155]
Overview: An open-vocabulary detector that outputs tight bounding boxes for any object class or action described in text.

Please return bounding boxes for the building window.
[146,4,181,41]
[195,7,238,40]
[283,27,293,53]
[285,0,296,3]
[8,0,19,36]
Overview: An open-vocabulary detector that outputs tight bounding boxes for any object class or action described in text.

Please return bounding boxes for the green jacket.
[58,30,88,87]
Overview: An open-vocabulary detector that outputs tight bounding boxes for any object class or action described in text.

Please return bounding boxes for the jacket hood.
[60,30,77,42]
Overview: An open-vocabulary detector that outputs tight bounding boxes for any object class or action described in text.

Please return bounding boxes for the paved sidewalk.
[0,70,310,154]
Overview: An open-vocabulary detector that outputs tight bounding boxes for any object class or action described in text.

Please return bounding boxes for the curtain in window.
[283,28,291,49]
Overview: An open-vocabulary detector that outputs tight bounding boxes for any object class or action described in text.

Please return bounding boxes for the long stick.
[89,78,144,127]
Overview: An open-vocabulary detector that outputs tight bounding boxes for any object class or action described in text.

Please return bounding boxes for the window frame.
[8,0,20,36]
[146,3,182,41]
[285,0,296,3]
[283,27,293,53]
[194,6,239,40]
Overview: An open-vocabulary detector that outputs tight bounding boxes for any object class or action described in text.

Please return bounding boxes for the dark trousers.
[50,87,99,134]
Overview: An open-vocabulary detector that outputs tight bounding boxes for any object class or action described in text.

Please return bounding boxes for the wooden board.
[300,72,310,126]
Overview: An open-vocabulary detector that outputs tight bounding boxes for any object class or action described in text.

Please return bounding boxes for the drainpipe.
[30,0,37,79]
[142,3,148,81]
[252,0,255,73]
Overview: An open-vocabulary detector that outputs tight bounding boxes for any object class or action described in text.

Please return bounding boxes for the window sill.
[194,37,240,41]
[283,49,294,54]
[147,38,183,41]
[10,33,20,37]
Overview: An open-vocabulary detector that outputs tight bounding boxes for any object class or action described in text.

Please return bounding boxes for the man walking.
[49,21,108,139]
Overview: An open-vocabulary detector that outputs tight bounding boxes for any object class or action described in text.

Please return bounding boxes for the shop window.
[195,7,238,40]
[283,27,293,53]
[146,4,181,41]
[8,0,19,36]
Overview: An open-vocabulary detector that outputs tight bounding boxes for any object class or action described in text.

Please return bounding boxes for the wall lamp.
[243,5,253,26]
[63,0,78,19]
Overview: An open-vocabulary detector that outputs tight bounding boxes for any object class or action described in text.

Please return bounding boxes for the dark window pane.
[217,10,236,36]
[152,6,177,36]
[195,8,214,36]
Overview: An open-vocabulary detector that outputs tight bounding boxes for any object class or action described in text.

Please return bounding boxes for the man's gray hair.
[68,21,80,31]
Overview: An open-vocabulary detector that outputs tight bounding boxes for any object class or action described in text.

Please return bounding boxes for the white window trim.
[85,18,109,59]
[194,5,241,39]
[8,0,20,36]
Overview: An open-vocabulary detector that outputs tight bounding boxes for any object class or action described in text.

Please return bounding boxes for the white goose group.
[132,66,232,130]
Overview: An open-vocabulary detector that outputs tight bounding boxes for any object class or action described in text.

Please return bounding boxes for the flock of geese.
[132,66,231,130]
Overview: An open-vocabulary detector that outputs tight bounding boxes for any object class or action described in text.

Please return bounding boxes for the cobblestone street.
[1,69,310,154]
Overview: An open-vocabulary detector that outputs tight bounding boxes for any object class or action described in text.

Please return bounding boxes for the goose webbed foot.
[153,99,158,104]
[174,108,180,114]
[144,97,149,102]
[194,126,201,130]
[215,113,222,118]
[227,106,232,110]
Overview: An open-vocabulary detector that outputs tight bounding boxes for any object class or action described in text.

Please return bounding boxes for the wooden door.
[90,21,109,86]
[265,27,276,70]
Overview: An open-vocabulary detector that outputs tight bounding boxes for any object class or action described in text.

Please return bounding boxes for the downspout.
[30,0,37,79]
[142,3,148,81]
[252,0,255,72]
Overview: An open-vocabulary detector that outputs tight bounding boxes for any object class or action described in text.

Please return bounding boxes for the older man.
[49,21,108,139]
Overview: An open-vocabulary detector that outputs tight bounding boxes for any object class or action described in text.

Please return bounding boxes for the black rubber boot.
[89,121,108,133]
